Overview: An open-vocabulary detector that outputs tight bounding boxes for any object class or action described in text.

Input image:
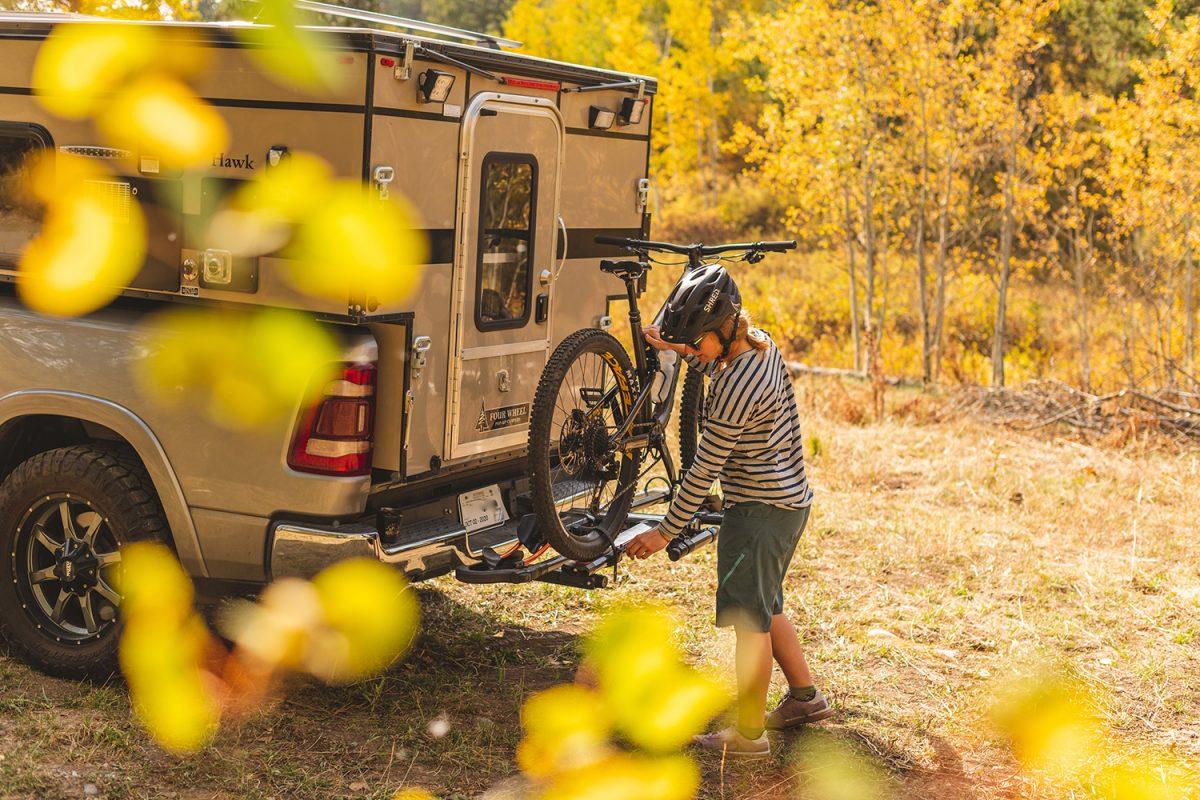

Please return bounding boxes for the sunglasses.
[687,333,708,351]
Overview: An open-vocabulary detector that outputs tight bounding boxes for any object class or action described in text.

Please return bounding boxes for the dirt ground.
[2,379,1199,800]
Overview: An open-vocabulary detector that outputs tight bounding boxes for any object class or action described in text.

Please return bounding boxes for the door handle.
[553,215,568,281]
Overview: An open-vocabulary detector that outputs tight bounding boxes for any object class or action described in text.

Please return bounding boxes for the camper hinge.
[397,40,415,81]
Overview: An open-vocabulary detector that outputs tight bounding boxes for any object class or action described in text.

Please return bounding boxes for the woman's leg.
[734,628,774,734]
[769,613,814,689]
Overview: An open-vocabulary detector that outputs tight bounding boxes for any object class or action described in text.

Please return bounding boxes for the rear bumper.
[268,516,514,582]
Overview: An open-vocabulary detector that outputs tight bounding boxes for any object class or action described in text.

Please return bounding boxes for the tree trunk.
[843,182,862,372]
[1071,226,1092,392]
[1186,246,1195,376]
[991,109,1017,388]
[916,90,932,385]
[861,149,877,348]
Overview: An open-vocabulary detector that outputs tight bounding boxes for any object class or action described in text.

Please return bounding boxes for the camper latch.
[637,177,651,213]
[373,165,395,200]
[412,336,433,378]
[497,369,511,393]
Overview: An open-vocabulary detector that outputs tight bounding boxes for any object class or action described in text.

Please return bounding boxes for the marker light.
[588,106,616,129]
[417,69,456,103]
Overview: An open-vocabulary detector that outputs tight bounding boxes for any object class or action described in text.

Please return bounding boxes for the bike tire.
[678,366,706,472]
[528,329,641,561]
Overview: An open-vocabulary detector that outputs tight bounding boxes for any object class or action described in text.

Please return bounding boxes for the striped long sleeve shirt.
[659,335,813,538]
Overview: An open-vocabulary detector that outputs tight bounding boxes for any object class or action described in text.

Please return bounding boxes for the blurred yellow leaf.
[391,790,438,800]
[97,76,228,169]
[1093,756,1198,800]
[33,24,208,118]
[221,578,325,671]
[238,0,347,92]
[306,559,419,684]
[18,153,146,318]
[517,684,613,778]
[539,753,699,800]
[582,606,728,752]
[113,541,194,623]
[136,308,340,429]
[991,672,1104,781]
[207,153,336,257]
[791,731,888,800]
[285,182,428,306]
[116,542,220,754]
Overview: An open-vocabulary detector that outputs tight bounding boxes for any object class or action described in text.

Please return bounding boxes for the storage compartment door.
[445,95,563,461]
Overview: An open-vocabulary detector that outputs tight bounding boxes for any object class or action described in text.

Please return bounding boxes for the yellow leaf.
[17,154,146,318]
[97,76,228,169]
[306,559,419,683]
[539,753,699,800]
[517,684,612,778]
[238,0,347,93]
[285,182,429,306]
[990,673,1104,781]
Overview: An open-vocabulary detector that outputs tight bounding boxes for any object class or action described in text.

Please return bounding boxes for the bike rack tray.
[454,514,722,590]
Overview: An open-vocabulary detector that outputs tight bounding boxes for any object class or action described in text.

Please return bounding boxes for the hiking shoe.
[765,689,834,730]
[691,727,770,758]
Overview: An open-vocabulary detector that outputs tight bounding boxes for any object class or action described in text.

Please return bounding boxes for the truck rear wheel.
[528,329,641,561]
[0,444,169,679]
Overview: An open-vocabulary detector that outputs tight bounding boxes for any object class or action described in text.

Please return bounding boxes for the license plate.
[458,484,510,533]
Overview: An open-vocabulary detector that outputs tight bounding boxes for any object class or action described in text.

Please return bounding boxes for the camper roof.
[0,10,659,94]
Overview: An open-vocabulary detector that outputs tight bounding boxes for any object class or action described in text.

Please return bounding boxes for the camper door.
[445,93,563,461]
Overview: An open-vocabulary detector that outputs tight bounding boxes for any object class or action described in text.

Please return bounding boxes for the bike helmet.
[658,264,742,356]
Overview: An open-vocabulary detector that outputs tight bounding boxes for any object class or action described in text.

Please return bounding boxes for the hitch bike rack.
[454,510,723,590]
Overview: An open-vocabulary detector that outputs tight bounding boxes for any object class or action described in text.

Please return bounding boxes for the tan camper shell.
[0,9,659,675]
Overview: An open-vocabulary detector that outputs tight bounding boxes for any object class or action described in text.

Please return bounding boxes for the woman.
[624,264,832,757]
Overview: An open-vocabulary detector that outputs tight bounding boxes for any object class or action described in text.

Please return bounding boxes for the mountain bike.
[526,235,796,561]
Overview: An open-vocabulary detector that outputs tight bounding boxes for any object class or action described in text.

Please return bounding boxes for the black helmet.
[658,264,742,347]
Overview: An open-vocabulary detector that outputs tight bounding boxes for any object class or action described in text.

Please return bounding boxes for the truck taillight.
[288,363,376,476]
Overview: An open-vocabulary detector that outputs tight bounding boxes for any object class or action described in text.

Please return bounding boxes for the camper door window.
[476,153,538,330]
[0,123,51,268]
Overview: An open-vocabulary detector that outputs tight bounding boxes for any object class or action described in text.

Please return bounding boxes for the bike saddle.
[599,259,648,276]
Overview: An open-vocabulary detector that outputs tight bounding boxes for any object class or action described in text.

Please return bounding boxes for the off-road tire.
[0,444,169,680]
[529,328,641,561]
[678,366,707,472]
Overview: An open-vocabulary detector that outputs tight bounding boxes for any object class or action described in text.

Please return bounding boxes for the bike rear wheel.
[678,365,706,472]
[528,329,641,561]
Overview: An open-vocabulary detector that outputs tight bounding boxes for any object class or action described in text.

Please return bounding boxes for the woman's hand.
[644,325,688,354]
[625,526,672,559]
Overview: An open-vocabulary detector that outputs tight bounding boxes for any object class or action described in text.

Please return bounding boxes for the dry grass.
[2,377,1200,799]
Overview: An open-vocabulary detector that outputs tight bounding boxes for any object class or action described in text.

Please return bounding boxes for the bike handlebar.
[595,235,796,257]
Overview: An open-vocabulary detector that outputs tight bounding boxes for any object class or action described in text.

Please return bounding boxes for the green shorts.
[715,501,811,632]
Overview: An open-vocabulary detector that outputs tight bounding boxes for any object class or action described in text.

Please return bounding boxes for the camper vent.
[59,145,131,160]
[84,179,133,223]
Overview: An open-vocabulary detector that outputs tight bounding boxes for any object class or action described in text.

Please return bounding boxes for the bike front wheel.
[528,328,642,561]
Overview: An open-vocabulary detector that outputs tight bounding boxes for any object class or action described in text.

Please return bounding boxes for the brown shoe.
[691,727,771,758]
[765,689,834,730]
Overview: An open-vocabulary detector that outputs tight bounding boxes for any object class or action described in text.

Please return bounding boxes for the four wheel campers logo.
[475,402,531,433]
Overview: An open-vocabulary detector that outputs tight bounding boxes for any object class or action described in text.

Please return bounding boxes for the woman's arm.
[658,414,746,538]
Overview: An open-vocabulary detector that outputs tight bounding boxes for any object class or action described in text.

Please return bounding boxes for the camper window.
[0,123,51,267]
[476,153,537,330]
